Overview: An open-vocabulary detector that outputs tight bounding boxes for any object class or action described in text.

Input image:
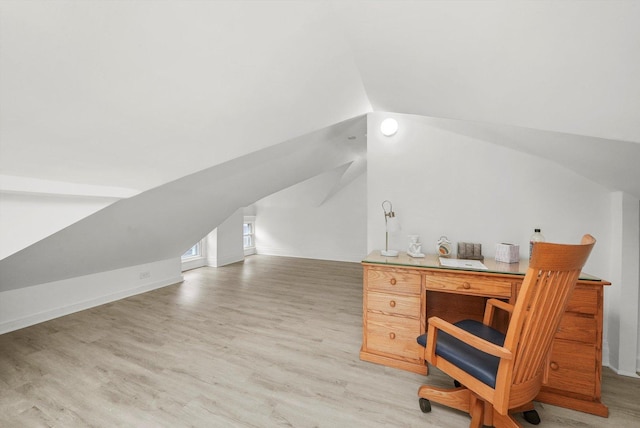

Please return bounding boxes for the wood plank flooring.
[1,255,638,427]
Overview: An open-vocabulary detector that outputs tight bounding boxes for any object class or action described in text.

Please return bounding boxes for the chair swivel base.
[417,393,541,426]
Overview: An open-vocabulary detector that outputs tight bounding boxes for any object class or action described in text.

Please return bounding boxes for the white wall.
[367,112,639,373]
[255,168,367,262]
[183,210,247,271]
[0,175,139,260]
[0,192,119,260]
[0,257,182,334]
[207,209,245,267]
[607,192,640,376]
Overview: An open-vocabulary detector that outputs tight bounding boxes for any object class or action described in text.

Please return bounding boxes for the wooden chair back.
[494,234,596,412]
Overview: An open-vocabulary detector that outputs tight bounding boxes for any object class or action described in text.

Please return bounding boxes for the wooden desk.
[360,251,610,417]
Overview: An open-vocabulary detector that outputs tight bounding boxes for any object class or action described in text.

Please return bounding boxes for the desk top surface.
[362,251,605,282]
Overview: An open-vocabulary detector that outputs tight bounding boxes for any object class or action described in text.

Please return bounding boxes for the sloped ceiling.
[0,0,371,191]
[334,0,640,197]
[336,0,640,143]
[0,116,367,290]
[1,1,639,203]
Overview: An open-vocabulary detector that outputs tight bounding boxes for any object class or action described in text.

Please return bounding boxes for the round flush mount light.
[380,118,399,136]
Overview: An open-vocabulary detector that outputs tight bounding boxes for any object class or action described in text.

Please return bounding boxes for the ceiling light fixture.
[380,118,399,137]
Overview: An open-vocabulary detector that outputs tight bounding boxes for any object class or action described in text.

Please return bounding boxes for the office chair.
[416,235,596,427]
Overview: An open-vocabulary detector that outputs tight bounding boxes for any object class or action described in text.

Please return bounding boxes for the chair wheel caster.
[523,409,540,425]
[454,380,461,387]
[419,398,432,413]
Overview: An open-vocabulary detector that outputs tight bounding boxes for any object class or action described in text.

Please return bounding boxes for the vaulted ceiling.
[1,0,639,195]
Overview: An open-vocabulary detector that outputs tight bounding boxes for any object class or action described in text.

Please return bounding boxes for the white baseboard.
[0,258,182,335]
[182,256,207,271]
[613,368,640,378]
[207,253,244,267]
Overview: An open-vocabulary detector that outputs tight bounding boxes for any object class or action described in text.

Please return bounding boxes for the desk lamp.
[381,200,399,256]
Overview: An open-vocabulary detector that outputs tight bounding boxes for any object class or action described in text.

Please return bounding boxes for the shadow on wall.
[0,115,367,291]
[428,117,640,199]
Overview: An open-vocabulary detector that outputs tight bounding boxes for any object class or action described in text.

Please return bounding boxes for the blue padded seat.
[417,319,506,388]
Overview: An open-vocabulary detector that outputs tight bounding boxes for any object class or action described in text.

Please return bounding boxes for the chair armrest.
[483,298,514,326]
[427,316,513,360]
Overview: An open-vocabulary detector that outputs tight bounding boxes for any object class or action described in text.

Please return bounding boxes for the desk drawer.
[546,339,596,397]
[565,287,598,315]
[367,269,421,295]
[367,292,420,318]
[366,312,422,360]
[555,313,597,344]
[424,272,512,298]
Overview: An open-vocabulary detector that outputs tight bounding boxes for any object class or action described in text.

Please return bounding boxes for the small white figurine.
[408,235,425,258]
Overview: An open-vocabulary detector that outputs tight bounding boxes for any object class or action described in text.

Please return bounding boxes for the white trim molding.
[0,258,182,335]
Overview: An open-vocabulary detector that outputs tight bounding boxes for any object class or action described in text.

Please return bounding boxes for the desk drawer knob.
[462,282,471,289]
[550,362,559,371]
[389,332,396,340]
[389,300,396,308]
[390,278,397,285]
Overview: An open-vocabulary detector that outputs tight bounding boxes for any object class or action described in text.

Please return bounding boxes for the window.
[182,242,201,259]
[181,239,207,271]
[243,223,253,248]
[243,216,256,255]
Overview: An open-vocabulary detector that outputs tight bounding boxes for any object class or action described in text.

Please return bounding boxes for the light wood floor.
[1,255,638,427]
